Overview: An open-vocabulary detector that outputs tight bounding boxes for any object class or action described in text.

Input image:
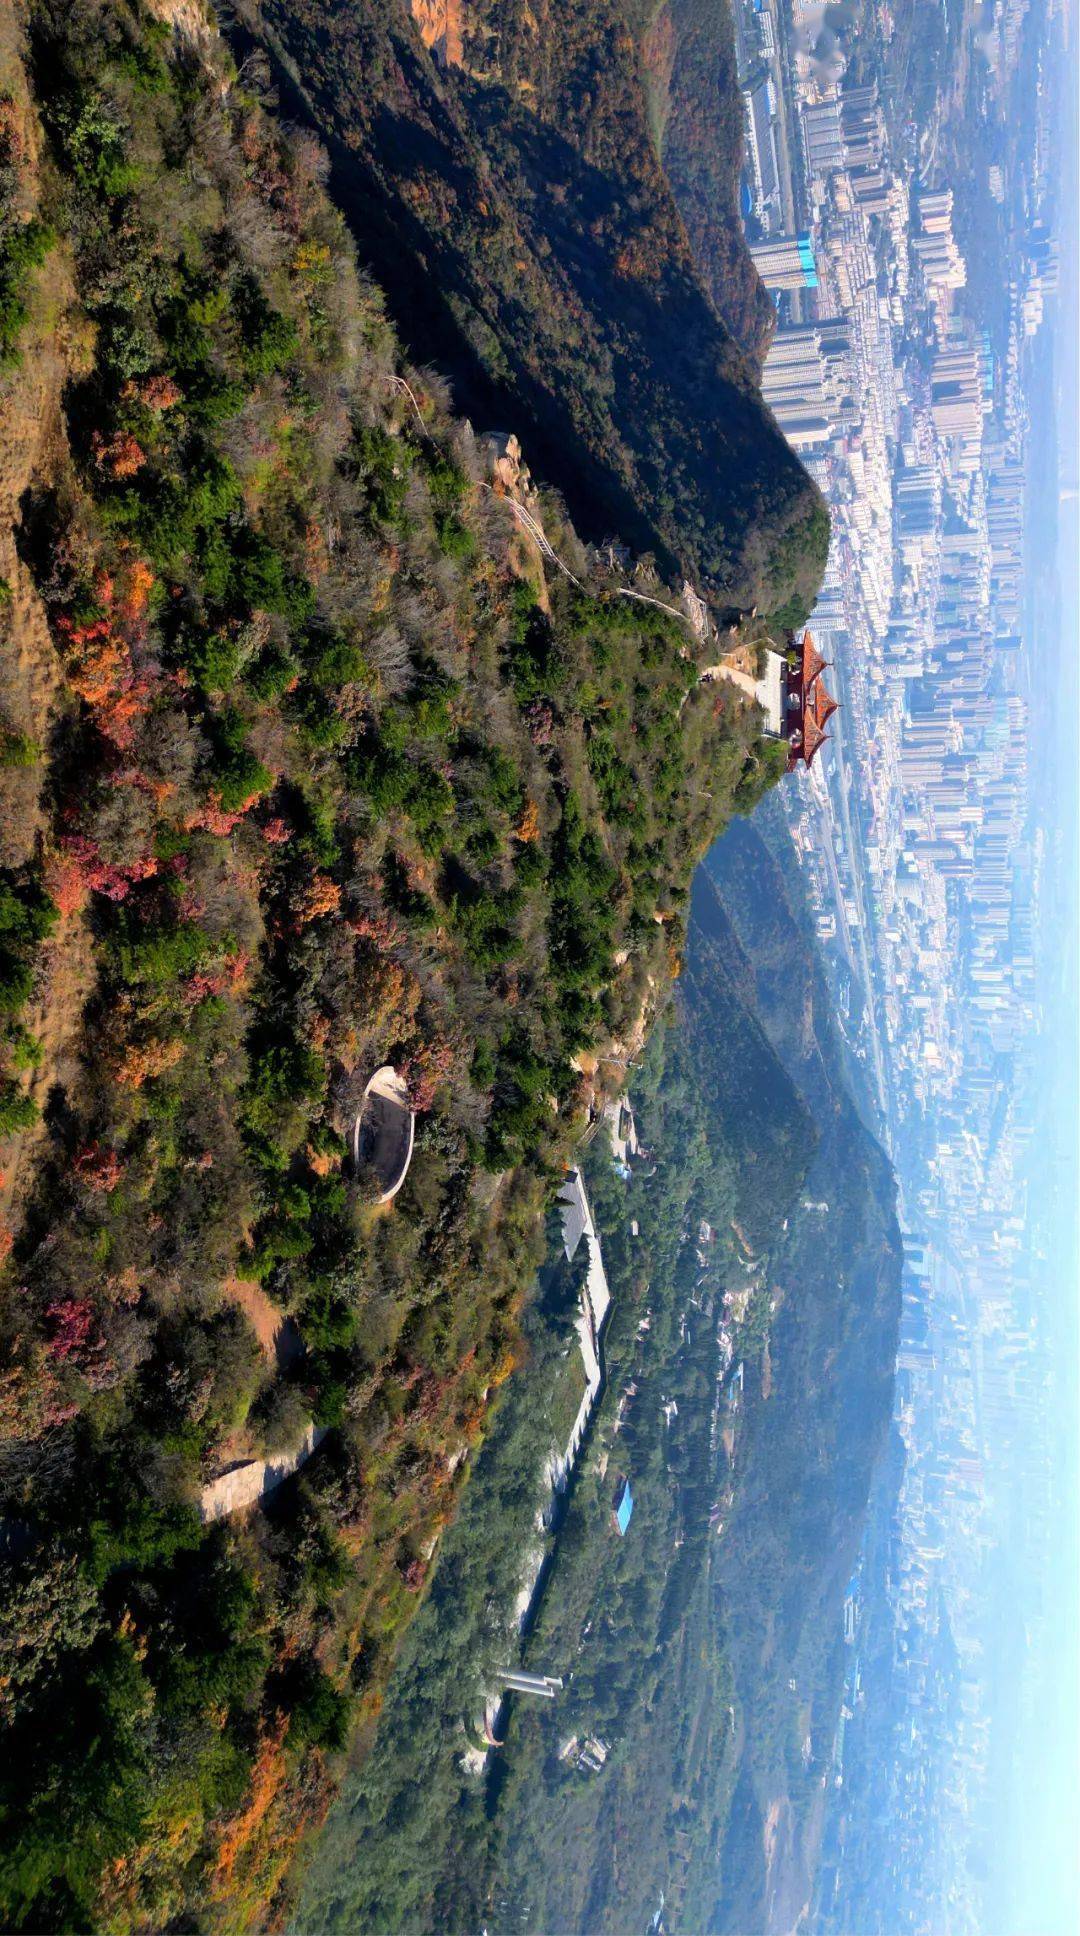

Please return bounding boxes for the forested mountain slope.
[639,0,777,363]
[235,0,826,622]
[692,818,902,1935]
[0,0,816,1927]
[482,822,901,1936]
[299,872,816,1936]
[298,813,901,1936]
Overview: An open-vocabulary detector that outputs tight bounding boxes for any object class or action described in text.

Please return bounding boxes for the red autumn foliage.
[174,884,206,922]
[56,833,159,904]
[401,1035,458,1113]
[45,1296,97,1363]
[74,1144,124,1192]
[46,853,89,918]
[187,770,280,837]
[523,698,555,746]
[346,909,406,950]
[0,98,23,169]
[121,374,182,413]
[399,1555,426,1592]
[184,802,246,837]
[411,1371,451,1423]
[183,951,251,1005]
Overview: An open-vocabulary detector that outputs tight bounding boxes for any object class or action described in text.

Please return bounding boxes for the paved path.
[199,1423,326,1523]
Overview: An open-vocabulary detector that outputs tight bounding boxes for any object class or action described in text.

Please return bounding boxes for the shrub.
[446,871,523,970]
[278,1657,350,1752]
[111,920,211,987]
[233,274,299,379]
[0,1076,37,1134]
[351,422,411,528]
[0,955,34,1015]
[505,591,562,703]
[250,1377,313,1456]
[0,218,54,370]
[0,873,58,950]
[247,644,299,702]
[8,1024,43,1070]
[207,712,273,812]
[733,737,789,814]
[0,729,41,767]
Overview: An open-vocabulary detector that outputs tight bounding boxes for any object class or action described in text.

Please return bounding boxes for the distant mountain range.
[694,815,902,1933]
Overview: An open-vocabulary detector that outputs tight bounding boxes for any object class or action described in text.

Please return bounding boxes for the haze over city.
[734,0,1080,1918]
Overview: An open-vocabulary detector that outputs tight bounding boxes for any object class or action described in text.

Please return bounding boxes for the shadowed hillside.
[238,0,827,622]
[638,0,777,364]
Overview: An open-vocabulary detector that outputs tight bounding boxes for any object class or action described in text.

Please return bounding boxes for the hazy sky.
[1002,8,1080,1928]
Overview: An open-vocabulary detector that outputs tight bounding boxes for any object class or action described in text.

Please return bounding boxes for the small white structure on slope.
[353,1065,415,1202]
[755,647,785,735]
[601,1095,639,1166]
[199,1423,326,1524]
[553,1169,613,1483]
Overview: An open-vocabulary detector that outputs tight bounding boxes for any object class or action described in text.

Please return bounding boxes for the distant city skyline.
[735,0,1079,1924]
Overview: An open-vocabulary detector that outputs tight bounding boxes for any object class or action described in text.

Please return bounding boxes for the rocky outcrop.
[408,0,464,67]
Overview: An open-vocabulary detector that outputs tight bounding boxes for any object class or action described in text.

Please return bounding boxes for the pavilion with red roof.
[784,629,839,770]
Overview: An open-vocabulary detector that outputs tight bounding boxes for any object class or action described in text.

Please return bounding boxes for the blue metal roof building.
[797,232,819,288]
[613,1478,634,1536]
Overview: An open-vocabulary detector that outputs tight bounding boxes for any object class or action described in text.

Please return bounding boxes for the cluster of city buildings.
[731,0,1065,1920]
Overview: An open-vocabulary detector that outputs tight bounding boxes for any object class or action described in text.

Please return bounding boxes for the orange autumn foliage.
[115,1037,185,1089]
[212,1715,289,1893]
[294,874,342,927]
[120,556,155,620]
[121,373,182,412]
[489,1343,519,1388]
[57,601,152,753]
[184,801,245,837]
[92,430,147,479]
[514,797,540,843]
[46,851,90,917]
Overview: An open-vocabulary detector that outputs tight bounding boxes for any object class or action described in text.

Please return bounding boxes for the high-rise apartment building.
[749,231,820,290]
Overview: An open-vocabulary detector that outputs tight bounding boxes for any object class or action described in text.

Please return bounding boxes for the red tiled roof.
[801,710,826,761]
[811,678,839,729]
[801,630,827,691]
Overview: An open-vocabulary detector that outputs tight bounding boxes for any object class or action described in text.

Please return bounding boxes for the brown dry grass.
[0,32,96,1233]
[221,1276,304,1370]
[223,1276,285,1360]
[0,904,96,1229]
